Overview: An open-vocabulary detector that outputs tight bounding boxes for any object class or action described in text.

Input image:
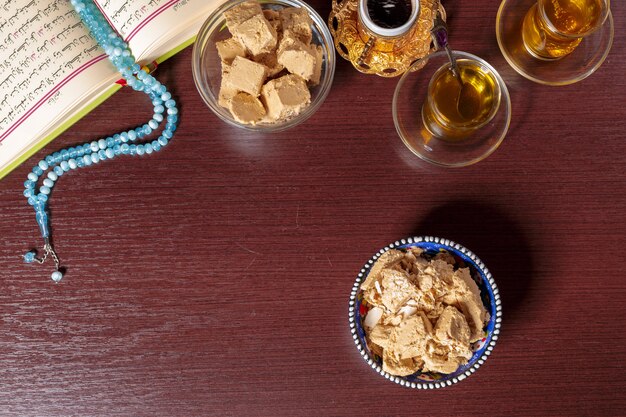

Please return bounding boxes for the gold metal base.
[328,0,443,77]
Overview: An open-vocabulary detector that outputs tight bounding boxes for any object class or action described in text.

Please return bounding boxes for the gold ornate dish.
[328,0,443,77]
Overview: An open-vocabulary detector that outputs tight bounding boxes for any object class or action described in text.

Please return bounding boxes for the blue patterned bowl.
[349,236,502,389]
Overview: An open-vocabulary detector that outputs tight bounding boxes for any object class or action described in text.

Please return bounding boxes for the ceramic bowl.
[349,236,502,388]
[192,0,335,131]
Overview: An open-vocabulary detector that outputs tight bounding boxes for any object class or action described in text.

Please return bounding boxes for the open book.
[0,0,222,179]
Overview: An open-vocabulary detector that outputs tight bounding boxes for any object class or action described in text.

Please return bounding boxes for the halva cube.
[279,7,312,44]
[223,1,263,31]
[261,74,311,122]
[229,92,267,124]
[215,37,246,65]
[233,13,277,57]
[218,64,237,107]
[277,37,316,81]
[223,56,267,96]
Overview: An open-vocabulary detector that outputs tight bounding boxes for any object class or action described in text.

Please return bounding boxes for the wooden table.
[1,1,625,415]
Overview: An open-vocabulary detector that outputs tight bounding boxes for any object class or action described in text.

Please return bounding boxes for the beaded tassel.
[22,0,179,282]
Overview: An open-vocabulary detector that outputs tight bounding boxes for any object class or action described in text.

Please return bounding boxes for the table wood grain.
[1,1,625,415]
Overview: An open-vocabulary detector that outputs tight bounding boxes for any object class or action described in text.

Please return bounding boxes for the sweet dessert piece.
[277,37,316,81]
[361,248,490,376]
[361,249,405,291]
[444,267,490,341]
[223,0,263,31]
[215,37,246,64]
[215,0,321,125]
[229,92,266,124]
[222,56,267,97]
[218,65,237,107]
[232,13,278,56]
[261,74,311,122]
[279,6,313,44]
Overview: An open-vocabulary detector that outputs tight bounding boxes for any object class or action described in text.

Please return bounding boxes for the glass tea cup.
[496,0,614,85]
[421,59,501,142]
[393,51,511,168]
[521,0,611,60]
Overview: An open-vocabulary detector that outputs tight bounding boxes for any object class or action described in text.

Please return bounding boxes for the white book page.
[94,0,223,63]
[0,0,119,171]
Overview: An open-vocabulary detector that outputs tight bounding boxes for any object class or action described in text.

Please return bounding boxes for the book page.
[94,0,222,63]
[0,0,119,172]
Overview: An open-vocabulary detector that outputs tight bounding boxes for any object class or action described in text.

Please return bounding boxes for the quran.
[0,0,221,179]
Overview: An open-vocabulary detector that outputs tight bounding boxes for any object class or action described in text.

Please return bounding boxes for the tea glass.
[522,0,611,60]
[393,51,511,168]
[421,59,502,142]
[496,0,614,85]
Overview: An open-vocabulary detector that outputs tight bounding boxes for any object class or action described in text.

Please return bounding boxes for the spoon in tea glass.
[431,11,480,120]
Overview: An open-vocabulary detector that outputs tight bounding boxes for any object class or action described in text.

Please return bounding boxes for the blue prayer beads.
[22,0,178,282]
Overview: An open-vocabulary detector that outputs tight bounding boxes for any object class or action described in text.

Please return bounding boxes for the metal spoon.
[431,11,480,120]
[444,45,480,120]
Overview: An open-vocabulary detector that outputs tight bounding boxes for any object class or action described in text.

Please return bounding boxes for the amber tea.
[422,60,500,142]
[522,0,609,60]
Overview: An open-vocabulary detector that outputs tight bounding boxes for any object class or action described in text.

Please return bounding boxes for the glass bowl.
[392,51,511,168]
[349,236,502,389]
[192,0,336,132]
[496,0,614,86]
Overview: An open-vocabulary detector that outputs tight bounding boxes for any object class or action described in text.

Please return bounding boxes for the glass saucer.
[392,51,511,168]
[496,0,614,86]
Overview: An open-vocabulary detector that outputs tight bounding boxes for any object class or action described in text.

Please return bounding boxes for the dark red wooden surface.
[1,1,625,415]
